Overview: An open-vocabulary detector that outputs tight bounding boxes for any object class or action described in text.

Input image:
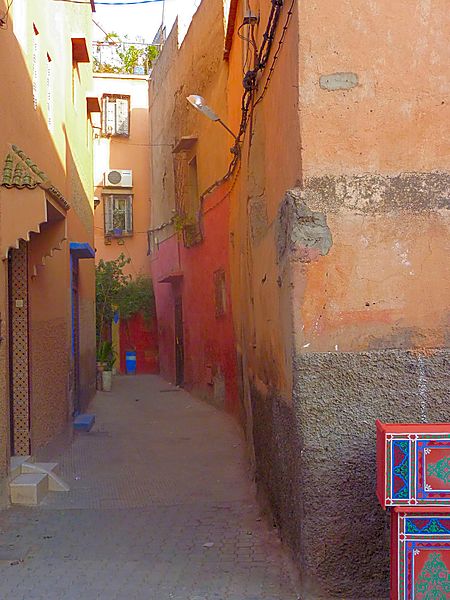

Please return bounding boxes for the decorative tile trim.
[1,145,70,211]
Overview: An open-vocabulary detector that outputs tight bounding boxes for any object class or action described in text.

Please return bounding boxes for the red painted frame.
[390,507,450,600]
[376,420,450,509]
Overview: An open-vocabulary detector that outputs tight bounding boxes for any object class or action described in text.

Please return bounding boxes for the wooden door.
[174,296,184,386]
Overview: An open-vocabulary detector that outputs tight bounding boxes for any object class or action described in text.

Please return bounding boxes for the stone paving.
[0,375,299,600]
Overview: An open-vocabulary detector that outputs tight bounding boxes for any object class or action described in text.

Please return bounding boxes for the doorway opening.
[71,256,81,416]
[174,296,184,386]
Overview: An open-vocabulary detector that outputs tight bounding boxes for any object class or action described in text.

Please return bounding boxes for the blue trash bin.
[125,351,137,375]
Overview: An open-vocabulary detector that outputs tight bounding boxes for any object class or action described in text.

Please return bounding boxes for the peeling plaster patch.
[319,72,358,91]
[277,188,333,263]
[302,173,450,214]
[393,240,411,267]
[249,194,268,244]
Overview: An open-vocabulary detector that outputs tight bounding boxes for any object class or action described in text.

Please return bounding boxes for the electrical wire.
[148,0,292,243]
[197,0,286,204]
[0,0,15,29]
[254,0,295,107]
[237,21,257,76]
[92,17,109,37]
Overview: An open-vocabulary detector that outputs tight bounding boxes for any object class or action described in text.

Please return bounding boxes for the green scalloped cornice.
[1,145,70,211]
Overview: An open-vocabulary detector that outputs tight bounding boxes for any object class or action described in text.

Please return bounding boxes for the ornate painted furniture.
[376,421,450,600]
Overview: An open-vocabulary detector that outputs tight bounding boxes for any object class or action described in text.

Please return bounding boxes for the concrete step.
[10,455,32,479]
[22,462,69,492]
[10,473,48,505]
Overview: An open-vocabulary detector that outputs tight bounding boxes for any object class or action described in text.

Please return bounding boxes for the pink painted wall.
[150,186,239,416]
[150,233,180,382]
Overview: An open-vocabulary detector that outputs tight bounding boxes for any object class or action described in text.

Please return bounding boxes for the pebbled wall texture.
[252,350,450,600]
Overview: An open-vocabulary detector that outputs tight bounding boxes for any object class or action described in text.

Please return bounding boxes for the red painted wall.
[149,234,180,382]
[119,312,159,374]
[150,186,239,417]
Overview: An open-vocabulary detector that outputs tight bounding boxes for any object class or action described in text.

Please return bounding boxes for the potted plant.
[97,341,116,392]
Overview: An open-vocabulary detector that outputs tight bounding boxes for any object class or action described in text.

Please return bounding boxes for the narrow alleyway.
[0,376,298,600]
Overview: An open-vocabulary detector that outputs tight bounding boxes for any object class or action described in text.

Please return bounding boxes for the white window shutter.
[125,196,133,232]
[104,196,113,233]
[115,98,129,135]
[105,98,116,135]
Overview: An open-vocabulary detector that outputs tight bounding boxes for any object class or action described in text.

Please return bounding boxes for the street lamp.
[186,94,237,140]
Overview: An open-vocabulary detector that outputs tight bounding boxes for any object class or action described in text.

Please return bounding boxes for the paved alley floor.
[0,375,299,600]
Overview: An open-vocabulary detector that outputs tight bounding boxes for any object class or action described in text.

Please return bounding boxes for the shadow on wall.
[0,26,95,461]
[64,126,96,413]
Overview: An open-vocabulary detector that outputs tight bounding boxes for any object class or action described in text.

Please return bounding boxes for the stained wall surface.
[225,0,450,598]
[149,1,240,416]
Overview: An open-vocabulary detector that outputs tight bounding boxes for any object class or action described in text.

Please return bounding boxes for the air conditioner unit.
[103,169,133,188]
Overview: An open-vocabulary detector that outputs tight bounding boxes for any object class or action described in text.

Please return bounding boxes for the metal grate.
[9,240,30,455]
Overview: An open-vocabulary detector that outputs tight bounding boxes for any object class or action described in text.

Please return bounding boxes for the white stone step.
[10,473,48,505]
[22,462,58,475]
[22,462,68,492]
[10,456,31,479]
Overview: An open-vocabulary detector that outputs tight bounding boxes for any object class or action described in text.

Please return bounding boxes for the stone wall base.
[250,348,449,599]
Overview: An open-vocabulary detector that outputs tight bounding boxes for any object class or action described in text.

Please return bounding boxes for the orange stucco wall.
[149,3,230,242]
[149,0,241,415]
[226,0,449,407]
[0,0,96,483]
[293,0,450,355]
[227,0,301,399]
[93,74,151,277]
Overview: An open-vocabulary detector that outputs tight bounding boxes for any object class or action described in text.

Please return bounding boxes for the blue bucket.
[125,351,137,375]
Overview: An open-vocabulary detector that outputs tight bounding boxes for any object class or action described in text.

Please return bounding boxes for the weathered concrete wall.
[149,0,230,243]
[225,0,450,597]
[251,350,449,600]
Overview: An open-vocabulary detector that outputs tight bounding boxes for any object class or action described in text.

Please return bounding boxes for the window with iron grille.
[101,95,130,136]
[214,269,227,317]
[103,194,133,236]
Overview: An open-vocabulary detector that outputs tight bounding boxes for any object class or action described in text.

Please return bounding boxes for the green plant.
[117,275,156,321]
[94,32,159,75]
[96,253,130,345]
[96,341,116,370]
[172,212,196,233]
[96,256,156,349]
